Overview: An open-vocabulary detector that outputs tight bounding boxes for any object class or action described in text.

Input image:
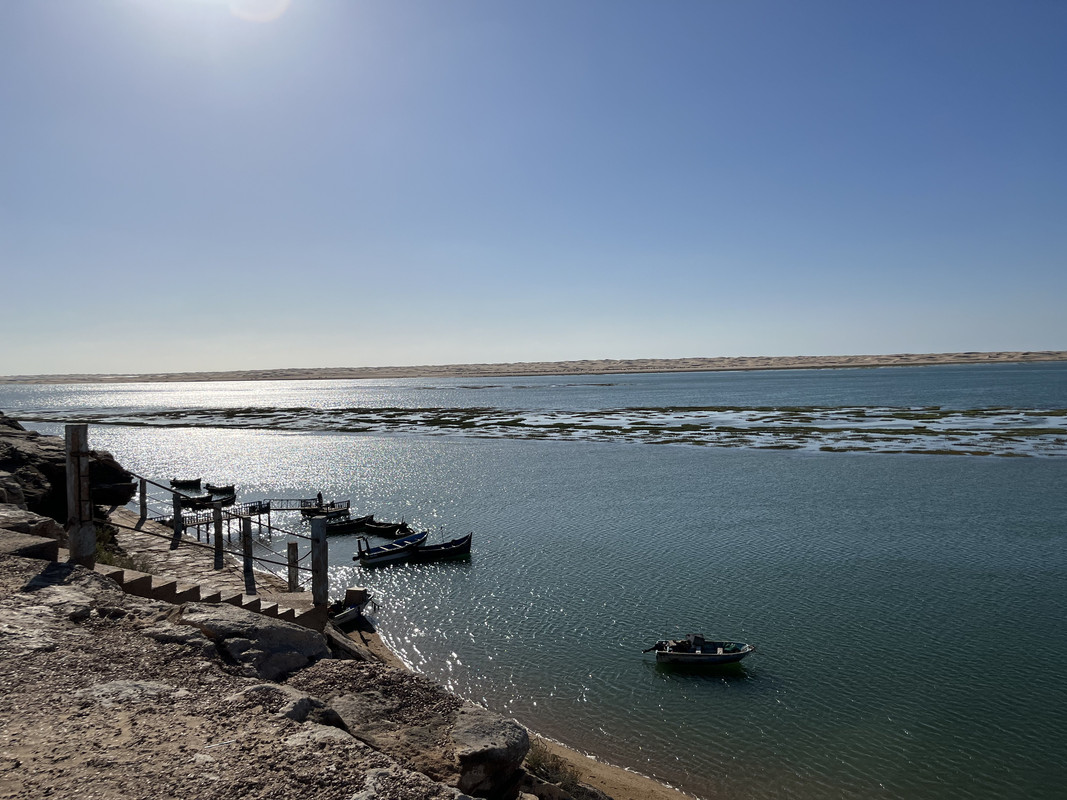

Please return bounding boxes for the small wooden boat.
[170,478,201,489]
[179,493,235,510]
[360,518,414,539]
[408,533,472,563]
[178,492,214,508]
[324,514,375,536]
[301,500,350,518]
[354,531,427,567]
[330,587,373,627]
[205,483,235,495]
[644,634,756,665]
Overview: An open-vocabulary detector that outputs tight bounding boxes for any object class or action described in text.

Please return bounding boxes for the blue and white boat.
[354,531,427,566]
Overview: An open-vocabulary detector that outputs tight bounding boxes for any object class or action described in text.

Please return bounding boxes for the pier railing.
[267,498,350,514]
[66,424,330,606]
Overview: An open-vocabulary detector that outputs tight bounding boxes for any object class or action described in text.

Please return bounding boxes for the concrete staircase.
[90,562,325,628]
[1,523,327,630]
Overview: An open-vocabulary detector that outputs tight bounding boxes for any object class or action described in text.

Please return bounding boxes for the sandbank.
[1,350,1064,384]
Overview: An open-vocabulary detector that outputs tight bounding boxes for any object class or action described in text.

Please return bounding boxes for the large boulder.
[452,704,531,798]
[291,660,530,799]
[0,413,136,522]
[172,602,332,680]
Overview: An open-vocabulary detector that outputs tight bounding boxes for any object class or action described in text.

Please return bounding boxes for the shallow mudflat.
[14,403,1067,457]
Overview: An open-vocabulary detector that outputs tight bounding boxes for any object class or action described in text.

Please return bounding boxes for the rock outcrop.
[169,602,333,680]
[0,505,66,543]
[0,412,136,521]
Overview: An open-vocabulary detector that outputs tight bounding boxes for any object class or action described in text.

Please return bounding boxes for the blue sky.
[2,0,1064,375]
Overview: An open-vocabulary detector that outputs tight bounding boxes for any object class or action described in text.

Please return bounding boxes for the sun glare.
[227,0,291,23]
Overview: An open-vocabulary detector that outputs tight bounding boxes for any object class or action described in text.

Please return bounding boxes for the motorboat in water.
[644,633,755,665]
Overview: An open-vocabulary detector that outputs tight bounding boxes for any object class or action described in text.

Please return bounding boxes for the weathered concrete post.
[170,493,183,549]
[213,501,224,570]
[138,478,147,519]
[64,424,95,567]
[310,516,328,606]
[242,516,256,595]
[287,541,300,592]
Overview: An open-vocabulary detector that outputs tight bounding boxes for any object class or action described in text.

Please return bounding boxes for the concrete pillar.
[242,516,256,595]
[310,516,328,606]
[64,424,95,567]
[287,541,300,592]
[213,502,224,570]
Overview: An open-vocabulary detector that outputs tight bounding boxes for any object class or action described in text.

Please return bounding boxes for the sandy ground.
[1,351,1064,384]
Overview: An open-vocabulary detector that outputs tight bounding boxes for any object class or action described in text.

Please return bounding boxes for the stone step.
[148,577,180,602]
[118,570,154,599]
[292,606,328,631]
[50,550,323,629]
[94,563,125,582]
[171,582,202,604]
[197,588,223,604]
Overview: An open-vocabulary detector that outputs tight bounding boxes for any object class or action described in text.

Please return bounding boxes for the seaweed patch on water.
[14,404,1067,457]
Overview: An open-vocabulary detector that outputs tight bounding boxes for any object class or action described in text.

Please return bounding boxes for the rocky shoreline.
[0,414,690,800]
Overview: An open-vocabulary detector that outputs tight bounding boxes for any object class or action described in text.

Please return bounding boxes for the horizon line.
[2,350,1066,385]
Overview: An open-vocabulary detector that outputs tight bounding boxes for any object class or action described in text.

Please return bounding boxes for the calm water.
[4,363,1066,800]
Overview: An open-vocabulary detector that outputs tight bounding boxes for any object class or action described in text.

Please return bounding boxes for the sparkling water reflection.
[5,365,1066,800]
[37,425,1065,800]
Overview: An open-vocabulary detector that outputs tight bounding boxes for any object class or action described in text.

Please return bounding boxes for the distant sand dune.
[1,351,1065,384]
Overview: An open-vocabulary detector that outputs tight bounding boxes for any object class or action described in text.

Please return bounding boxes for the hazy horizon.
[3,350,1065,383]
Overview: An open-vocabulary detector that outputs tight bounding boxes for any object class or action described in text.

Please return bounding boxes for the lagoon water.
[4,363,1066,800]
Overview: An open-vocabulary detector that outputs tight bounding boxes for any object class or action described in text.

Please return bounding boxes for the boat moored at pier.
[408,532,473,563]
[324,514,375,535]
[354,531,428,567]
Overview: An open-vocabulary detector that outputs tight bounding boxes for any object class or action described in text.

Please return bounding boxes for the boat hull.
[655,649,753,665]
[408,533,473,563]
[355,531,427,567]
[325,514,374,536]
